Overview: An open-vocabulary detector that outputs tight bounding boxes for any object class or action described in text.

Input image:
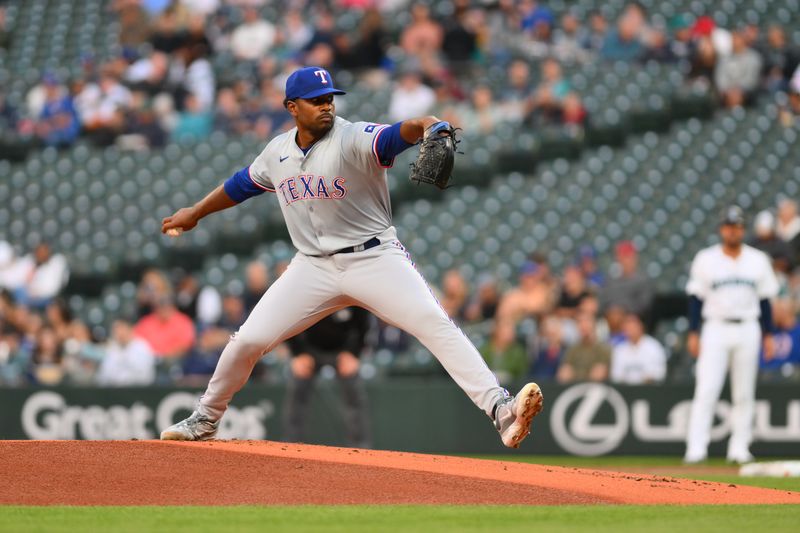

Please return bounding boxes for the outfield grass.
[2,505,800,533]
[473,455,800,492]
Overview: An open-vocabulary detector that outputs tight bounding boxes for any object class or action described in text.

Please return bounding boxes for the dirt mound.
[1,441,798,506]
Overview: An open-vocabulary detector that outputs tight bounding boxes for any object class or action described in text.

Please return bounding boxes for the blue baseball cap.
[285,66,346,100]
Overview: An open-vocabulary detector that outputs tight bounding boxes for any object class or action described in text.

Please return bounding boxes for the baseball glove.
[409,121,460,190]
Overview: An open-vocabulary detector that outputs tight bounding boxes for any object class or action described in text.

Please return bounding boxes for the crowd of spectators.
[2,198,799,388]
[1,1,799,151]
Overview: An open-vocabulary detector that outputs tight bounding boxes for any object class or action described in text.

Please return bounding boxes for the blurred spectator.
[497,260,557,325]
[520,0,554,58]
[760,25,800,93]
[214,88,247,135]
[577,245,604,289]
[134,295,196,359]
[583,10,608,52]
[175,271,222,326]
[173,43,215,111]
[400,3,443,59]
[667,14,694,63]
[760,299,800,380]
[715,31,762,108]
[480,320,527,385]
[440,269,469,323]
[61,321,103,385]
[442,1,478,65]
[529,315,566,380]
[282,9,313,54]
[749,210,792,264]
[150,3,188,53]
[553,11,589,64]
[29,327,64,386]
[243,260,270,314]
[688,37,717,90]
[557,312,610,383]
[112,0,151,47]
[230,7,276,61]
[125,51,171,95]
[601,8,644,62]
[642,27,677,63]
[172,93,213,143]
[600,240,654,319]
[561,92,587,128]
[527,58,571,125]
[351,8,388,70]
[184,12,214,53]
[450,85,503,134]
[44,299,72,340]
[136,269,172,318]
[789,65,800,116]
[118,91,168,150]
[181,0,220,17]
[610,313,667,384]
[500,59,533,122]
[182,293,245,383]
[14,243,69,310]
[388,70,436,122]
[464,274,500,323]
[556,264,590,319]
[35,75,80,148]
[692,16,732,57]
[304,10,336,52]
[776,198,800,243]
[96,319,156,386]
[77,69,133,146]
[0,242,27,293]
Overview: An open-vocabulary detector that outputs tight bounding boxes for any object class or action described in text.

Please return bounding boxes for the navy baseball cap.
[721,205,745,226]
[285,67,346,100]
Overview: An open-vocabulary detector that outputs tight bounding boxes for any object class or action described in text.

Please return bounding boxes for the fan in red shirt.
[134,296,196,359]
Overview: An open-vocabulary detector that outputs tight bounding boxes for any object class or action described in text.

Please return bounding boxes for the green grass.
[472,455,800,492]
[2,505,800,533]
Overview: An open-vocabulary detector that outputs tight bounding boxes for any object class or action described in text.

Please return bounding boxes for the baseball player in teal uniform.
[160,67,543,448]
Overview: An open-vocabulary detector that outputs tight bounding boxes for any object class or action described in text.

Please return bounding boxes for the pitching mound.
[1,441,798,506]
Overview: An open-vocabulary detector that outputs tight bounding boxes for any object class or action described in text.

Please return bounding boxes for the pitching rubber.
[507,382,544,449]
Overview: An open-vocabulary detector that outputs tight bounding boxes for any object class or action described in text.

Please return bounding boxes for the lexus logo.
[550,383,629,456]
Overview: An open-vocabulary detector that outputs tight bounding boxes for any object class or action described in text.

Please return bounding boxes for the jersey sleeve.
[685,252,708,298]
[756,253,780,299]
[342,121,396,170]
[248,144,276,192]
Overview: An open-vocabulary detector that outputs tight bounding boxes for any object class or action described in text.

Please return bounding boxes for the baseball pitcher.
[159,67,543,448]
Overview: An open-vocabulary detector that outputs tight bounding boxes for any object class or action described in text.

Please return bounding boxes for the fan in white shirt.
[96,320,156,386]
[610,313,667,384]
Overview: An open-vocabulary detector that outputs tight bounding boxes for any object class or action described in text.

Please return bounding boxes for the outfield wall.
[1,382,798,456]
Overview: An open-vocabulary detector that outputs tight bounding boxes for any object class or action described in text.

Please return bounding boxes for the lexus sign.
[550,383,800,456]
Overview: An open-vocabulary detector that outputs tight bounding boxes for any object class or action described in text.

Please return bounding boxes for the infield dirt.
[1,441,798,506]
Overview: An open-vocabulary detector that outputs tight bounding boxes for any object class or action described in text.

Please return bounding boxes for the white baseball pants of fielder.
[197,239,505,421]
[685,319,761,460]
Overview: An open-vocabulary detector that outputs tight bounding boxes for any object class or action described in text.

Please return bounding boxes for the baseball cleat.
[682,453,707,465]
[726,453,755,465]
[160,411,219,441]
[494,382,544,449]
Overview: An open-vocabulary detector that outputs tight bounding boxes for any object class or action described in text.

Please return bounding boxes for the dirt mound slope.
[1,440,797,506]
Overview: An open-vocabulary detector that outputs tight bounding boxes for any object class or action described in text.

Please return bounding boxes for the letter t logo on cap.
[314,70,329,84]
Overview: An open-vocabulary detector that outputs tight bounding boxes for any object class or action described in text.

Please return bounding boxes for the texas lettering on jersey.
[276,175,347,205]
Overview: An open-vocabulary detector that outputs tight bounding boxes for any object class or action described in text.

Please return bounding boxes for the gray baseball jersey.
[249,117,397,255]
